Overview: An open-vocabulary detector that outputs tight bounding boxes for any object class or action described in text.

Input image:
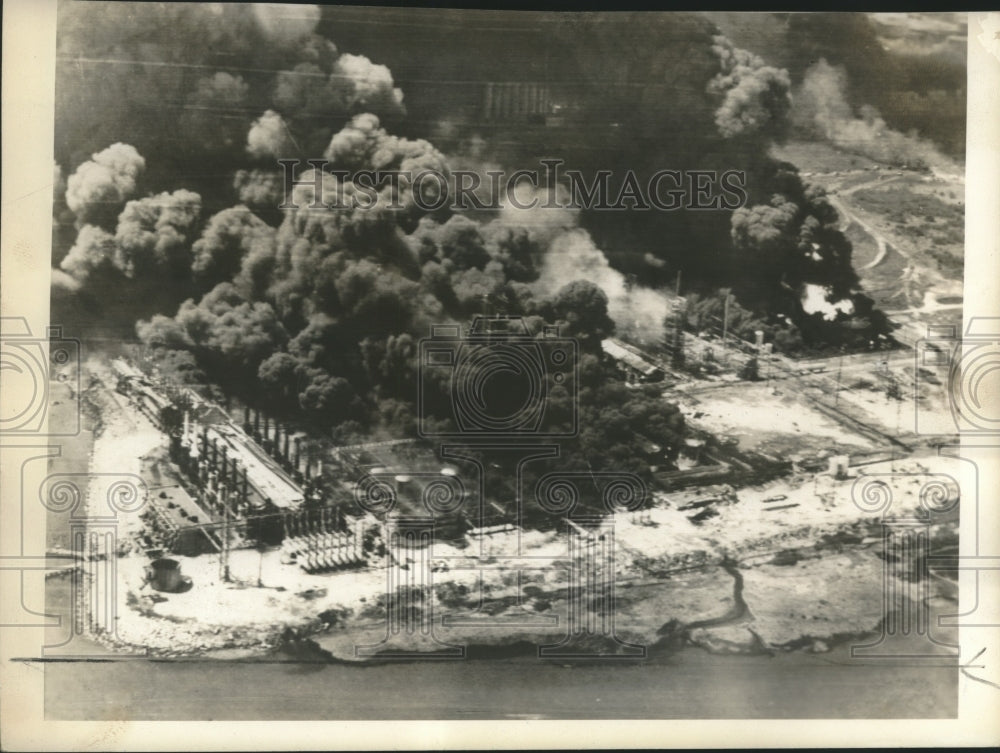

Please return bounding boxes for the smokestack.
[219,447,229,502]
[253,408,261,439]
[198,429,208,483]
[755,330,765,349]
[283,430,290,462]
[293,437,301,470]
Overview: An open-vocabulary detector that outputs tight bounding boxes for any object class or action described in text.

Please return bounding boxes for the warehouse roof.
[602,338,661,377]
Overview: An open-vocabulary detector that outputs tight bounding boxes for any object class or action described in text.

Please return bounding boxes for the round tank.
[147,557,185,592]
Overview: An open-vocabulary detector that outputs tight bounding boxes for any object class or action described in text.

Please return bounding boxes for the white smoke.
[252,4,321,45]
[498,180,578,242]
[60,224,116,282]
[536,229,672,345]
[65,143,145,223]
[331,53,405,115]
[247,110,295,159]
[501,180,672,345]
[796,59,960,176]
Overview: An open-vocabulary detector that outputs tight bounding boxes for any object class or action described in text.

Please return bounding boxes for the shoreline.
[59,532,958,663]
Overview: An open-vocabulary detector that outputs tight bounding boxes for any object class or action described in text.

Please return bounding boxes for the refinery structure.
[112,359,370,581]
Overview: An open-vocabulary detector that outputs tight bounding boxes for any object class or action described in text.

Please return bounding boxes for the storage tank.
[146,557,189,592]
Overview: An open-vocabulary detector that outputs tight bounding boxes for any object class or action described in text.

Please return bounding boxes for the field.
[773,141,964,341]
[674,382,875,459]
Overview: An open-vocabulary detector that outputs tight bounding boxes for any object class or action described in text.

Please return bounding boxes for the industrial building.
[601,338,665,383]
[112,358,369,575]
[481,81,552,122]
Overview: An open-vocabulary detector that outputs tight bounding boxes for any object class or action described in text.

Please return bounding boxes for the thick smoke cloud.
[251,3,322,45]
[794,59,960,177]
[192,206,276,287]
[179,72,250,151]
[709,36,791,140]
[114,190,202,279]
[324,113,443,174]
[59,224,116,282]
[272,47,405,124]
[535,230,671,346]
[246,110,295,160]
[52,6,894,443]
[707,13,966,160]
[730,195,799,252]
[233,169,285,211]
[138,283,288,379]
[729,168,869,325]
[331,54,405,115]
[65,143,145,226]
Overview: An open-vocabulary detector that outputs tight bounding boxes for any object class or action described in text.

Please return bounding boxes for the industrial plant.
[113,358,371,582]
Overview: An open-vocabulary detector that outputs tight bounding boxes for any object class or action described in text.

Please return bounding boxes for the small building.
[828,454,850,479]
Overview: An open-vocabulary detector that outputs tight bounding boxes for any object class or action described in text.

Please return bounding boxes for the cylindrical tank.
[147,557,185,592]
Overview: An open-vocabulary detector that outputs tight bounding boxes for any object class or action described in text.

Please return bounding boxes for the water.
[41,646,958,720]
